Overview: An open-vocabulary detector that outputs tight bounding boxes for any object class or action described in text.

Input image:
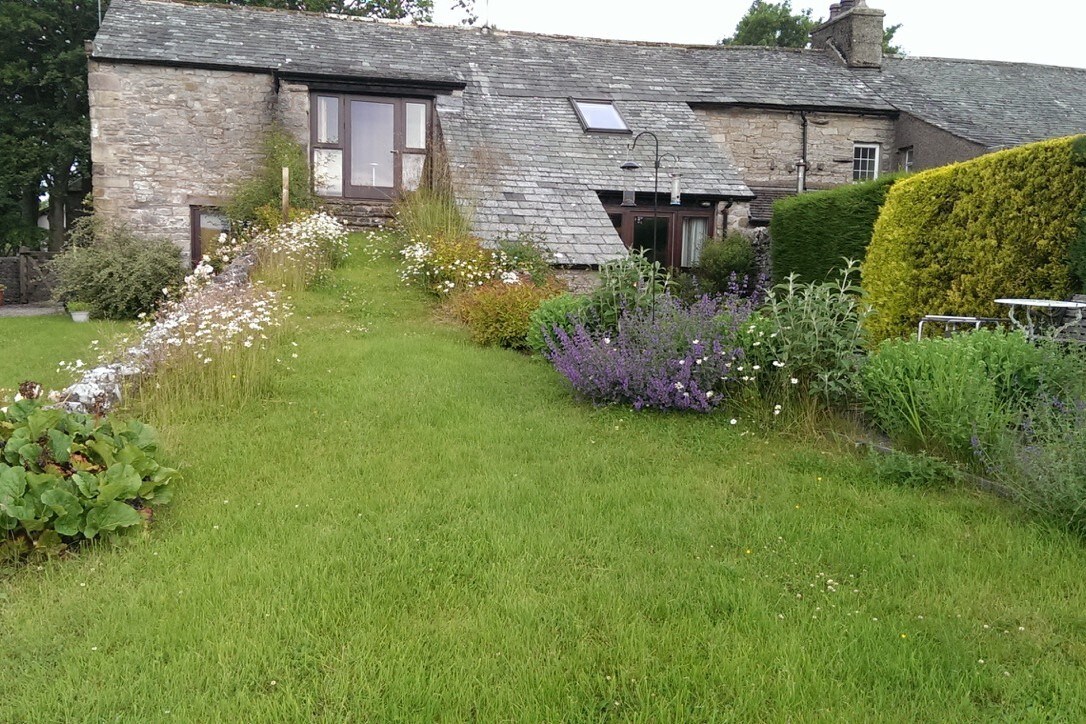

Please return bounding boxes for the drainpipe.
[797,111,809,194]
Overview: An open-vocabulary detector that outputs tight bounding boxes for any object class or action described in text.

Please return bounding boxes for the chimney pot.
[829,3,841,18]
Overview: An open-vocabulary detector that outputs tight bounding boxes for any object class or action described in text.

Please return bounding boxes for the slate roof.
[439,94,751,263]
[93,0,891,110]
[860,57,1086,149]
[91,0,892,264]
[748,187,798,225]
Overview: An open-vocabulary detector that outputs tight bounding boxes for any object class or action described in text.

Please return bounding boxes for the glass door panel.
[406,102,428,149]
[349,100,395,194]
[402,153,425,191]
[634,215,669,266]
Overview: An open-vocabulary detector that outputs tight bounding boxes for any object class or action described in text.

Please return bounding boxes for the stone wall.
[894,112,986,172]
[89,60,285,265]
[277,81,311,149]
[555,268,600,293]
[695,106,896,189]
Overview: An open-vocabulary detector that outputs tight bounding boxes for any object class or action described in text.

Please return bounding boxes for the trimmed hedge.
[769,175,898,282]
[863,136,1086,342]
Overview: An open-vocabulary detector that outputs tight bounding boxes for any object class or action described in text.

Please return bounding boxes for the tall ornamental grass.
[391,187,474,245]
[129,261,292,417]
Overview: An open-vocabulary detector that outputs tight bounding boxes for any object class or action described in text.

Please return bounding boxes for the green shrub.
[589,250,670,331]
[526,293,593,355]
[770,175,898,282]
[224,125,315,228]
[1,396,177,561]
[860,329,1047,459]
[994,394,1086,535]
[742,262,869,405]
[452,279,565,349]
[695,232,759,294]
[496,234,554,286]
[400,234,503,296]
[863,136,1086,342]
[50,217,184,320]
[869,449,961,489]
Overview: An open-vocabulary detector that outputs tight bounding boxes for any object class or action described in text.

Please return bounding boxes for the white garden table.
[994,298,1086,339]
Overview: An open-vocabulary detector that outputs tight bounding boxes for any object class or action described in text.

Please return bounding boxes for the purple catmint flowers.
[545,295,753,412]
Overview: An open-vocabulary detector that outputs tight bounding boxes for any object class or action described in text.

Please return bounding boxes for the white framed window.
[853,143,880,181]
[900,146,914,173]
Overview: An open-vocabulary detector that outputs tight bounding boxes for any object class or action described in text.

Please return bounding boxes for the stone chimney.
[811,0,885,69]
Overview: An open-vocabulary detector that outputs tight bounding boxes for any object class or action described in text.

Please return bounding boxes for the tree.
[192,0,435,20]
[0,0,100,252]
[883,23,903,55]
[720,1,818,48]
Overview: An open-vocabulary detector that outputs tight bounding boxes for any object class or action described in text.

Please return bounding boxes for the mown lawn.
[2,241,1086,720]
[0,314,129,394]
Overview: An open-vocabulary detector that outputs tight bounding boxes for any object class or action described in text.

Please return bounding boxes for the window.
[853,143,880,181]
[310,94,432,199]
[189,206,229,265]
[571,99,630,133]
[681,217,709,267]
[900,146,914,173]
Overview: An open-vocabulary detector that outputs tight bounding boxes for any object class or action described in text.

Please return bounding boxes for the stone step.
[321,199,394,232]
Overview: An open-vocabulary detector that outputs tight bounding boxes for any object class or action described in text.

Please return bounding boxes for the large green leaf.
[97,464,141,503]
[26,409,62,438]
[47,429,73,464]
[86,437,117,467]
[2,428,32,464]
[0,465,27,503]
[72,471,99,498]
[83,501,142,539]
[16,443,43,471]
[26,471,63,499]
[41,488,83,518]
[139,466,179,500]
[53,512,84,537]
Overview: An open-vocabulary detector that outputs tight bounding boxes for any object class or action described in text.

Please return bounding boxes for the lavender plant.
[546,295,754,412]
[989,395,1086,535]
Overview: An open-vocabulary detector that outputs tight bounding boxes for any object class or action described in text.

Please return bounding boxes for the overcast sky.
[433,0,1086,69]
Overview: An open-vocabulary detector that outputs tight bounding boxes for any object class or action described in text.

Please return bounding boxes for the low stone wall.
[555,268,600,293]
[0,257,17,301]
[53,250,258,415]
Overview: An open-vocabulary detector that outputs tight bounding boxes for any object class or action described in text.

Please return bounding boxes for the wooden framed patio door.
[312,93,431,201]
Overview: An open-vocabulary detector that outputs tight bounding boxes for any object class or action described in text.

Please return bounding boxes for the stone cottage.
[88,0,1086,268]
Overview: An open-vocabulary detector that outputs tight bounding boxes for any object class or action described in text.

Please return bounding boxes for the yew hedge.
[769,174,898,283]
[863,135,1086,342]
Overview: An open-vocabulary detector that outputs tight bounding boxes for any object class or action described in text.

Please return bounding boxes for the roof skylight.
[571,99,630,133]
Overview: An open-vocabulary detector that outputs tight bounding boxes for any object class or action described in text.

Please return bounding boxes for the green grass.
[0,314,130,394]
[3,240,1086,720]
